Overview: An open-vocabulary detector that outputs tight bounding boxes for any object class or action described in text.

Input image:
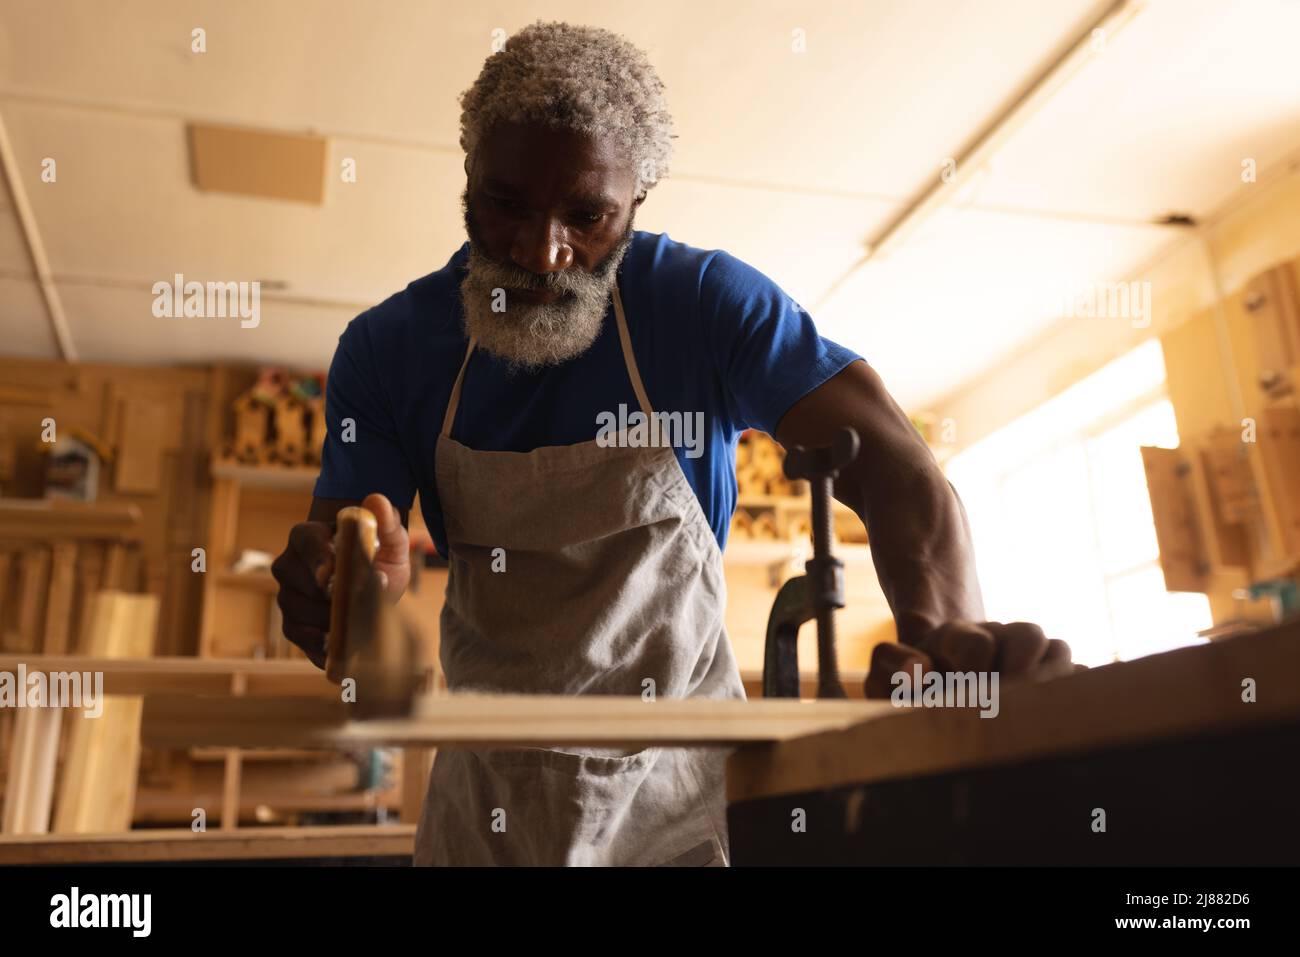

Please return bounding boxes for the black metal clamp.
[761,427,861,699]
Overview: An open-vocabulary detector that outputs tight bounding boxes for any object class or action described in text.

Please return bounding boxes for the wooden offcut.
[52,592,159,833]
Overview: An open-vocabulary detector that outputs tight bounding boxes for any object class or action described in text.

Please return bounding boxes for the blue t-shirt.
[314,230,862,556]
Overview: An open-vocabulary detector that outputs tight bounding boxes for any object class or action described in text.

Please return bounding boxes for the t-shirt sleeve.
[312,312,417,508]
[699,249,862,435]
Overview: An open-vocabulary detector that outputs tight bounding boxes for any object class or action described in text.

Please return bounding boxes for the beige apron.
[413,281,747,866]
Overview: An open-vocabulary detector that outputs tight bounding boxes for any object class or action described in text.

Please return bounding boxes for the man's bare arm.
[775,359,984,644]
[775,360,1071,692]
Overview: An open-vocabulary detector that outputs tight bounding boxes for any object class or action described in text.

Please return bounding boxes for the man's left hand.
[864,621,1077,699]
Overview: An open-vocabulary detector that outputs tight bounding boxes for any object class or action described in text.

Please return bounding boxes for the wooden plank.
[0,551,13,650]
[0,552,12,623]
[0,654,334,697]
[198,476,239,658]
[140,694,888,749]
[41,543,77,655]
[101,542,126,590]
[52,592,158,833]
[220,748,243,829]
[0,660,870,705]
[12,547,50,653]
[727,619,1300,804]
[134,752,376,824]
[0,711,11,773]
[157,390,210,658]
[0,499,143,541]
[1,708,63,834]
[133,786,394,824]
[0,385,50,405]
[0,824,414,864]
[221,672,247,829]
[189,747,338,763]
[71,546,104,653]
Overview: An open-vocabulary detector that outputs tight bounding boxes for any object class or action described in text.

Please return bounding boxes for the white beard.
[458,237,632,372]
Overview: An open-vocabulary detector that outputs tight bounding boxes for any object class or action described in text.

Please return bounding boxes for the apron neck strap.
[440,280,655,440]
[612,284,655,421]
[441,336,477,437]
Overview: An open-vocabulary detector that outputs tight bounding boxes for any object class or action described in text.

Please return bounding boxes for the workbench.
[726,618,1300,865]
[1,621,1294,865]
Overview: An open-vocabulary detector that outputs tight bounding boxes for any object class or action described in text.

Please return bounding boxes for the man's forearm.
[773,359,987,644]
[843,453,986,647]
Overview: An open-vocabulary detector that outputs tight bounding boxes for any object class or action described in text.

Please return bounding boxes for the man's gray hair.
[459,21,675,198]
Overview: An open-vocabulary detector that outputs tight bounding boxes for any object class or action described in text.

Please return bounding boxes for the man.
[272,20,1073,866]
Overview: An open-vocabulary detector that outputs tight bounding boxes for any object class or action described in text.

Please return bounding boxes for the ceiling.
[1,0,1299,409]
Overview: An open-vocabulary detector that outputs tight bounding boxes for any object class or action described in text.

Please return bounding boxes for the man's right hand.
[271,492,411,668]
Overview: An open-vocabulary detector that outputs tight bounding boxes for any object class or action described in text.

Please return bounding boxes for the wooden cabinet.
[1243,262,1300,395]
[1151,258,1300,616]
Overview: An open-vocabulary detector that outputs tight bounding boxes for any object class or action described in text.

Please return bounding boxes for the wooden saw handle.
[325,505,379,684]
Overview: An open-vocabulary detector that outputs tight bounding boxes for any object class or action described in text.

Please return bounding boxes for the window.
[944,341,1212,666]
